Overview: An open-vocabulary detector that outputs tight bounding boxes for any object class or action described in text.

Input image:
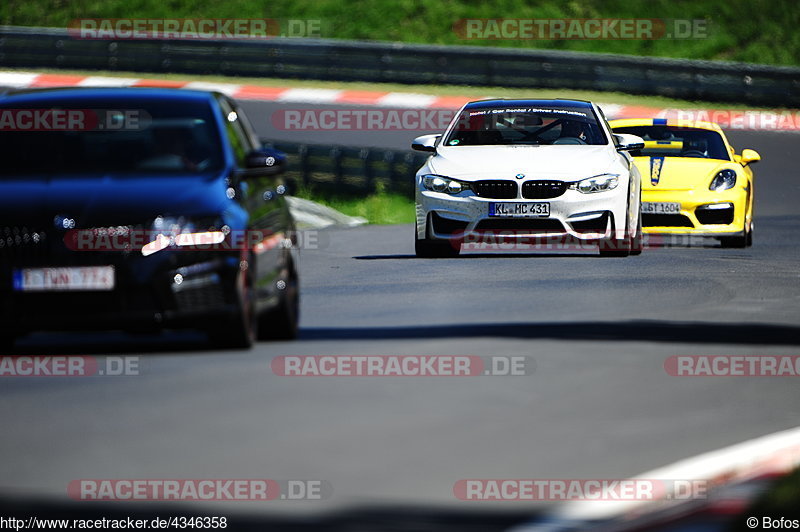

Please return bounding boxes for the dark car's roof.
[0,86,218,106]
[464,98,593,110]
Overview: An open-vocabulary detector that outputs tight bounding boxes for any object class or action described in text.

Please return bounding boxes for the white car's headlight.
[709,169,737,191]
[422,174,471,195]
[572,174,619,193]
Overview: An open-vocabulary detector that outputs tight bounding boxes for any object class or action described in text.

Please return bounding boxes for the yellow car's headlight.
[710,169,737,191]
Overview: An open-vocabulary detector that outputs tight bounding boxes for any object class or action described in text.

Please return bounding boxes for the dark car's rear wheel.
[258,258,299,341]
[0,329,17,352]
[208,259,256,349]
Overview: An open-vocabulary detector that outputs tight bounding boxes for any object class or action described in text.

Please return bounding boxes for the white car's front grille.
[521,180,568,199]
[471,180,517,199]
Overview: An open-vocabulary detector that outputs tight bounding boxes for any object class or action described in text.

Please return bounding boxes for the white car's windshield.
[444,106,608,146]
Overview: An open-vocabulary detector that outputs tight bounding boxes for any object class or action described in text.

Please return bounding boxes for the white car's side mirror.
[412,134,441,152]
[614,133,645,152]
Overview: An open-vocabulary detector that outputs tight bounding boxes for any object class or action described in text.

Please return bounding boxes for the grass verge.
[294,185,415,225]
[2,0,798,66]
[731,467,800,531]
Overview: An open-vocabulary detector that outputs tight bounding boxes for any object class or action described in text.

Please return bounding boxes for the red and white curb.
[2,70,799,131]
[510,424,800,530]
[0,71,475,108]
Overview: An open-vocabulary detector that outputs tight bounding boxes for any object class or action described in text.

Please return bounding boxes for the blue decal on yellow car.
[650,156,664,186]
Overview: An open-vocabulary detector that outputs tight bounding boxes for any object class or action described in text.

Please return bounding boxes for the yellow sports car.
[609,118,760,247]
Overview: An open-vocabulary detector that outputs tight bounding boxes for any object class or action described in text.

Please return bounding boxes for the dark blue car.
[0,87,299,348]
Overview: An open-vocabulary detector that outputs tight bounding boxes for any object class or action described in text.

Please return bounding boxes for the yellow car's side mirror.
[739,148,761,165]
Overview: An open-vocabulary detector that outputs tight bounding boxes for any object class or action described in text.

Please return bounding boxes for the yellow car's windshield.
[614,125,731,161]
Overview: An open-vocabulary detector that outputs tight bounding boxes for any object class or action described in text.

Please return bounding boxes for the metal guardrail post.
[297,144,309,188]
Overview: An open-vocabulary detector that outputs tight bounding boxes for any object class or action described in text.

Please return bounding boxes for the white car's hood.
[429,145,620,181]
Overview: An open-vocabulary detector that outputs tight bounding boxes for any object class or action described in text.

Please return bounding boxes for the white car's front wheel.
[599,207,633,258]
[630,210,643,256]
[415,223,460,258]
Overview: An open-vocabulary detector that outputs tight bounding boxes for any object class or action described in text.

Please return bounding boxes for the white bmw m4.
[412,99,645,257]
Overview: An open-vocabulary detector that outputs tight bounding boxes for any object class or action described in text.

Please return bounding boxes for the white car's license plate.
[489,202,550,217]
[642,202,681,214]
[12,266,115,292]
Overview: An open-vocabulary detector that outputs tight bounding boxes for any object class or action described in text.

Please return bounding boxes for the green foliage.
[2,0,798,66]
[729,467,800,532]
[293,184,415,225]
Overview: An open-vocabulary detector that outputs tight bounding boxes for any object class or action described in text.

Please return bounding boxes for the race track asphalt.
[1,97,799,527]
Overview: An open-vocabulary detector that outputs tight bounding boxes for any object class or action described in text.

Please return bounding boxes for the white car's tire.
[599,208,632,257]
[415,224,460,258]
[415,238,460,258]
[630,211,643,256]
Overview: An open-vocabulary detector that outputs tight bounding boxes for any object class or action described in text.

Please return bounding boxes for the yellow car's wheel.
[720,234,747,248]
[720,217,752,249]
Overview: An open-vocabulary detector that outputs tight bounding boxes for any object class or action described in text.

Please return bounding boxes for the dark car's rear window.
[0,97,225,175]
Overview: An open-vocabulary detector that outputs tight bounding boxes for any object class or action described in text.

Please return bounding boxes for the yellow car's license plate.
[642,202,681,214]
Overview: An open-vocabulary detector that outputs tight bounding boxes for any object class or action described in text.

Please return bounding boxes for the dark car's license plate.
[12,266,115,292]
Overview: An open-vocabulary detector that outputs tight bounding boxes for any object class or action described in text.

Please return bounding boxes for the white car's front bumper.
[415,185,630,243]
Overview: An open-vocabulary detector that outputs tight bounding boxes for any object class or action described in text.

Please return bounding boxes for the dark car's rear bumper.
[1,250,244,334]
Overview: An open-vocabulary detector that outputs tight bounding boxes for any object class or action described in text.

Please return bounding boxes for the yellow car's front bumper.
[641,187,748,236]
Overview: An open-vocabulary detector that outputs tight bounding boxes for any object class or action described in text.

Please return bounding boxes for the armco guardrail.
[1,25,799,107]
[261,140,427,197]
